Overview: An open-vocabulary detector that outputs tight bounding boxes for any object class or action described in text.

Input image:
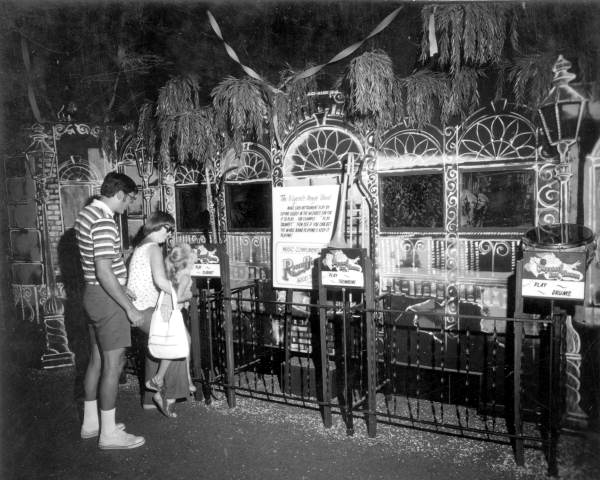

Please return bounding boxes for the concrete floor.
[1,356,599,480]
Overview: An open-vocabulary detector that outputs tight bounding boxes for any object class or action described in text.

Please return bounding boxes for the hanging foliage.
[444,67,483,122]
[272,65,319,143]
[155,75,219,170]
[420,3,519,73]
[398,69,449,127]
[211,76,270,152]
[507,52,556,108]
[343,50,399,135]
[137,101,158,161]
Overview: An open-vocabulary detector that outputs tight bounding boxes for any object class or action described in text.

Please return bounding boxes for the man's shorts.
[83,284,131,351]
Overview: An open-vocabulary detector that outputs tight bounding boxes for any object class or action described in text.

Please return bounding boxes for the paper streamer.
[287,6,404,84]
[428,10,438,57]
[206,10,277,89]
[207,6,404,89]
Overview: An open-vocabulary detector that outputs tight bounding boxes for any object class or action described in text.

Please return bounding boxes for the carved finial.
[551,55,576,88]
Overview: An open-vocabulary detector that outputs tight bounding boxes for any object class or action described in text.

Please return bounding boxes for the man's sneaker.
[98,429,145,450]
[81,422,125,439]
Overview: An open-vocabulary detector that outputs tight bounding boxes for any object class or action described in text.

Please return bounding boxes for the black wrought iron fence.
[188,281,565,476]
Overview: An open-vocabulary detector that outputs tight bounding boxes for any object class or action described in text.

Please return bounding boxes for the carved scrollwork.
[537,162,560,225]
[53,122,102,140]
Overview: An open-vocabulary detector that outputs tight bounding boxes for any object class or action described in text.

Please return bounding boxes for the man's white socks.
[82,400,99,432]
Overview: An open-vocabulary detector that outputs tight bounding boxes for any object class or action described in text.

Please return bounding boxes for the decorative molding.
[53,122,102,140]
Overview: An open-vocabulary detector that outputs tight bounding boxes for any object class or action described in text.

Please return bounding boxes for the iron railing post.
[364,257,377,437]
[221,250,236,407]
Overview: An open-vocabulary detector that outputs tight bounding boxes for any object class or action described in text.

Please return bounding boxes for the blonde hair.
[165,243,197,289]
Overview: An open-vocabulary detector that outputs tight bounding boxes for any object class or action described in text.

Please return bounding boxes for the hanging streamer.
[206,10,278,91]
[286,6,404,84]
[207,6,403,89]
[428,9,438,57]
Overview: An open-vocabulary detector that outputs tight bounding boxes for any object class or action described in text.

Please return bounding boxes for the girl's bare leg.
[146,359,171,390]
[186,356,196,393]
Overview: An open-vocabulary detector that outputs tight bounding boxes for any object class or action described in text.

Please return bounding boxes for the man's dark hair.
[100,172,138,197]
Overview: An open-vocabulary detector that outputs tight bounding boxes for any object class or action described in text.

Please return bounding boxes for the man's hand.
[127,307,144,328]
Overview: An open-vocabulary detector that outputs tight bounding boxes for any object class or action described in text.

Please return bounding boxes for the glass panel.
[126,218,144,248]
[380,173,444,229]
[7,177,36,202]
[127,191,144,217]
[60,185,93,229]
[11,230,42,262]
[11,263,44,284]
[175,185,210,233]
[9,203,37,228]
[226,183,272,231]
[460,169,535,229]
[5,156,27,177]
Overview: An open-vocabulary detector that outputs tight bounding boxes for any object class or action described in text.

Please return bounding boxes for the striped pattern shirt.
[74,199,127,285]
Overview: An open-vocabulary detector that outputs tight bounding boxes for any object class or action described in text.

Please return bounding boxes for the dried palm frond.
[420,4,519,73]
[508,52,555,108]
[137,101,157,160]
[272,64,319,140]
[155,75,218,169]
[398,69,449,127]
[443,67,483,122]
[117,45,168,76]
[157,75,202,117]
[211,76,270,151]
[344,50,397,133]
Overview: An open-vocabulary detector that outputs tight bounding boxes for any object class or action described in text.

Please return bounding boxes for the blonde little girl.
[144,243,197,415]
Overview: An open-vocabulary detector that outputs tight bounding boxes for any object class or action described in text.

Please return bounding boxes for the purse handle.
[170,283,178,307]
[153,282,178,310]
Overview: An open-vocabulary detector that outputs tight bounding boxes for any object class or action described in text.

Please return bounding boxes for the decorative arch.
[453,100,538,161]
[224,142,271,181]
[281,119,363,178]
[379,122,444,159]
[58,162,102,183]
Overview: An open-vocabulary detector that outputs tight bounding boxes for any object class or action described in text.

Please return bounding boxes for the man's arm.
[95,258,143,326]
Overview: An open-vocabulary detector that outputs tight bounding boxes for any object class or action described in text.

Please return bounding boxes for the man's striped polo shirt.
[74,198,127,285]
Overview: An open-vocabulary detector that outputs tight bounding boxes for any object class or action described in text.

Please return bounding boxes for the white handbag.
[148,284,189,360]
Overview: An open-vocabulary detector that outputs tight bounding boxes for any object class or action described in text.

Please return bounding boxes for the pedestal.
[41,313,75,369]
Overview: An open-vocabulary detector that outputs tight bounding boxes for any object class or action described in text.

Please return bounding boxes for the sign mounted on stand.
[320,247,365,289]
[272,185,339,289]
[520,223,596,301]
[190,243,222,278]
[521,250,586,300]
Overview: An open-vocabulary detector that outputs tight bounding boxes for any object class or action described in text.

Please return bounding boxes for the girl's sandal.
[145,376,163,392]
[153,391,177,418]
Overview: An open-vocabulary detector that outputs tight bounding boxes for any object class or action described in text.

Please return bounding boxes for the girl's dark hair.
[142,211,175,237]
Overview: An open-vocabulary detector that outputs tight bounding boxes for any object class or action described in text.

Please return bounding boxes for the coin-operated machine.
[519,223,596,431]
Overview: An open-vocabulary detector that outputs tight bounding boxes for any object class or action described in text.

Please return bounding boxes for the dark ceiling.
[1,1,599,136]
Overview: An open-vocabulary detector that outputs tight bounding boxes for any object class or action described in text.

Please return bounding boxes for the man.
[75,172,145,449]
